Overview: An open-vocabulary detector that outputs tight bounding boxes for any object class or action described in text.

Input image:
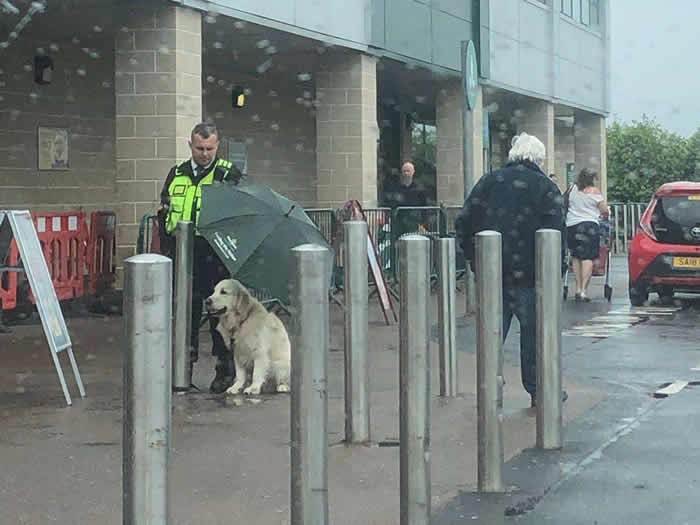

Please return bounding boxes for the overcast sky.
[610,1,700,137]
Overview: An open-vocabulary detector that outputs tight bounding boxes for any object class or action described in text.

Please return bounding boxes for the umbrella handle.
[285,205,296,217]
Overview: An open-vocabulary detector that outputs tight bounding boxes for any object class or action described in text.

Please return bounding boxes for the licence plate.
[673,256,700,268]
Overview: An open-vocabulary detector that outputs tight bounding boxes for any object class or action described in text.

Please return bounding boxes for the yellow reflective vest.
[163,158,234,235]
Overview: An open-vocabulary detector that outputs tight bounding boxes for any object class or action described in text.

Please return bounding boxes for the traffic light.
[232,86,245,108]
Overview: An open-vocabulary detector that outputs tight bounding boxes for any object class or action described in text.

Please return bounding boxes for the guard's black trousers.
[191,236,230,364]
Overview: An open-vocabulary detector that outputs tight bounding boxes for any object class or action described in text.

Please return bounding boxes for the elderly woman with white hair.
[456,132,567,408]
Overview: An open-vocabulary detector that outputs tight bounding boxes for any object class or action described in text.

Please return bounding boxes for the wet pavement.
[0,256,696,524]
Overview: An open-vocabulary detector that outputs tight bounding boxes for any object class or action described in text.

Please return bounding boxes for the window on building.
[581,0,591,25]
[590,0,601,27]
[561,0,573,17]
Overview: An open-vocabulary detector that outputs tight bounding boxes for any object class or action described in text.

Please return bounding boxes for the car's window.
[652,196,700,244]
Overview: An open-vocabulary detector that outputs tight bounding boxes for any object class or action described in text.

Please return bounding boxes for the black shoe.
[531,390,568,408]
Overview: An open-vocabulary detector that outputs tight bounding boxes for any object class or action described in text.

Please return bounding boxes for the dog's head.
[205,279,252,322]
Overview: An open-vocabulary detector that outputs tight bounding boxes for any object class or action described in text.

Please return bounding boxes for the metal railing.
[609,202,648,254]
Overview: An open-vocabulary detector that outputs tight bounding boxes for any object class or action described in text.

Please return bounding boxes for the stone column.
[554,118,575,191]
[575,111,607,197]
[316,51,378,208]
[436,79,482,205]
[516,99,555,176]
[114,3,202,283]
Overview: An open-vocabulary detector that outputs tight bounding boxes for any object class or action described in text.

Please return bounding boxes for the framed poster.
[38,127,70,170]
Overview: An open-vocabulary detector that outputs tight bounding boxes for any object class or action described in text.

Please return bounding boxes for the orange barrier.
[0,243,19,310]
[87,211,116,295]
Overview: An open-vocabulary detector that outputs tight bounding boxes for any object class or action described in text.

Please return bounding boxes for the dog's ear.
[234,283,253,317]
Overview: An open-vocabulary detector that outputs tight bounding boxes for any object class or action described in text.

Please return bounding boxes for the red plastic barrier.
[0,242,19,310]
[30,212,89,303]
[87,211,116,295]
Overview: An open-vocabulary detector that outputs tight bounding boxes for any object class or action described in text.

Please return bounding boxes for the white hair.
[508,132,546,167]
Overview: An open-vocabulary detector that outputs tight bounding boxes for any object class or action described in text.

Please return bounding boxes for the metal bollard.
[437,237,457,397]
[399,234,431,525]
[173,220,194,391]
[475,231,504,493]
[290,244,330,525]
[344,221,370,444]
[536,229,563,450]
[123,254,172,525]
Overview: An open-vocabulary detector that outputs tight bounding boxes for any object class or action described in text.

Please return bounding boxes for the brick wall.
[0,33,116,214]
[203,72,317,207]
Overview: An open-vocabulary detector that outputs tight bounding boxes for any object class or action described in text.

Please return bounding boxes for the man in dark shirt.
[382,162,427,209]
[456,132,566,407]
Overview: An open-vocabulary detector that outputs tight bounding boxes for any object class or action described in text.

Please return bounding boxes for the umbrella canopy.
[198,183,333,304]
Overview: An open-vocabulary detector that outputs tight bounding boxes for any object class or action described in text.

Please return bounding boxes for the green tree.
[607,117,691,202]
[683,128,700,181]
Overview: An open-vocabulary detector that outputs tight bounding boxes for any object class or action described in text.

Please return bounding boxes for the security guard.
[159,121,243,393]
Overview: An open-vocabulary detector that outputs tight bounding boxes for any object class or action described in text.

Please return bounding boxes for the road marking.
[564,305,681,339]
[653,380,689,398]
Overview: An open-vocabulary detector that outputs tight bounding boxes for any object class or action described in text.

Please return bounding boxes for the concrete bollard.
[399,234,431,525]
[290,244,331,525]
[437,237,458,397]
[536,229,563,450]
[475,231,504,493]
[122,254,172,525]
[173,220,194,391]
[344,221,370,444]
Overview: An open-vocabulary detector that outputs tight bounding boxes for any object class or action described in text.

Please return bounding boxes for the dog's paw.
[243,385,261,396]
[276,384,290,393]
[226,383,244,395]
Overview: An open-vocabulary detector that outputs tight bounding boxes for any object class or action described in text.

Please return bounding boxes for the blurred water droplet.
[303,100,312,108]
[15,387,25,394]
[269,90,278,97]
[205,15,217,24]
[9,31,17,39]
[215,111,225,119]
[297,72,312,81]
[245,137,255,145]
[29,92,38,100]
[77,68,87,77]
[36,47,45,55]
[243,87,252,96]
[49,42,59,52]
[271,123,280,131]
[0,42,8,49]
[213,41,223,49]
[206,75,215,83]
[90,51,100,59]
[93,25,103,33]
[295,97,303,104]
[23,64,32,72]
[234,20,246,29]
[129,57,138,66]
[415,95,426,104]
[257,58,273,74]
[102,80,112,88]
[72,37,80,45]
[256,39,270,49]
[251,114,260,122]
[265,46,277,55]
[159,46,170,54]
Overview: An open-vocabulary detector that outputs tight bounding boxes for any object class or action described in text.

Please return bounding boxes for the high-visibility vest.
[164,158,234,234]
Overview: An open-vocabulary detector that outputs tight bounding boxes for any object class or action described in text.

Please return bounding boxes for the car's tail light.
[639,201,658,241]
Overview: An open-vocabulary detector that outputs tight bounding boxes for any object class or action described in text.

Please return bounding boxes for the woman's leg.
[572,257,583,294]
[581,259,594,297]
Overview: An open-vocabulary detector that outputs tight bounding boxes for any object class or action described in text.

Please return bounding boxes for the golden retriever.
[205,279,291,395]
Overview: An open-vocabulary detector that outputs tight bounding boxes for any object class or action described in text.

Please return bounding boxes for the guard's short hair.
[191,121,219,140]
[508,132,546,166]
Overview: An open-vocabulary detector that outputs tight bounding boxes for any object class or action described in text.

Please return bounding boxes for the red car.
[628,181,700,306]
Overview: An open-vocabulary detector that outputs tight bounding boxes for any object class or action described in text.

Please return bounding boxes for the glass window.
[581,0,591,25]
[590,0,601,26]
[561,0,573,17]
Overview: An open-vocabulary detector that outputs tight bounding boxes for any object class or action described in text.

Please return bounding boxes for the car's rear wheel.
[629,283,649,307]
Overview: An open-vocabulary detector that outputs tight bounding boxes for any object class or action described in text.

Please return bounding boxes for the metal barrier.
[173,221,194,391]
[475,231,504,493]
[609,202,648,254]
[123,254,172,525]
[290,244,330,525]
[535,229,563,450]
[137,213,159,255]
[437,237,457,397]
[398,234,431,524]
[364,207,392,272]
[391,206,444,283]
[87,211,116,296]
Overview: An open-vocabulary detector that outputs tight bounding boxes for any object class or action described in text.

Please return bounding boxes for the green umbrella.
[198,183,333,304]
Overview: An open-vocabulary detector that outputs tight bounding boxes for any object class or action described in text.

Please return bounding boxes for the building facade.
[0,0,609,281]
